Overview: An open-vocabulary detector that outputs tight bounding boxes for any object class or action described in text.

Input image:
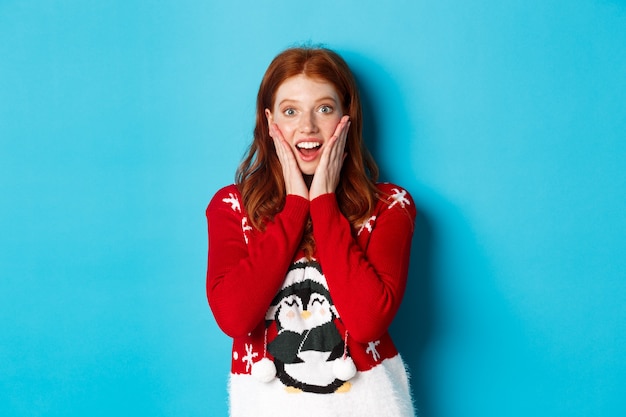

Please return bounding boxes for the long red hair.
[236,47,380,256]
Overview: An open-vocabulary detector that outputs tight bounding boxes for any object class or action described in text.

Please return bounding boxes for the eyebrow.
[277,96,339,107]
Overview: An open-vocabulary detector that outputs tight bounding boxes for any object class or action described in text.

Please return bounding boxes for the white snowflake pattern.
[366,340,381,362]
[242,343,258,372]
[357,215,377,236]
[388,188,410,210]
[222,193,241,212]
[241,216,253,244]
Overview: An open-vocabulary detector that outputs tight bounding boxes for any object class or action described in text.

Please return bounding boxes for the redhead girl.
[206,47,416,417]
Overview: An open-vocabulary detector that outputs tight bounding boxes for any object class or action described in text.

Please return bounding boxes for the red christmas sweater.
[206,182,416,396]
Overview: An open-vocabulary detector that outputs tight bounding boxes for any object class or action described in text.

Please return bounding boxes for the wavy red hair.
[236,47,380,256]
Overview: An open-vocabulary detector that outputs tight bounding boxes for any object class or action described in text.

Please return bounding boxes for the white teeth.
[297,142,321,149]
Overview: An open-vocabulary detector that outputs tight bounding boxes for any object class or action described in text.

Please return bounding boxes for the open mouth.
[296,141,322,158]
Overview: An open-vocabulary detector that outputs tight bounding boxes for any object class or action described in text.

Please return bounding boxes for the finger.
[329,115,350,143]
[272,126,300,172]
[271,124,288,154]
[272,135,290,167]
[334,118,350,150]
[322,117,349,161]
[328,119,350,163]
[337,120,350,149]
[270,123,285,140]
[272,136,285,160]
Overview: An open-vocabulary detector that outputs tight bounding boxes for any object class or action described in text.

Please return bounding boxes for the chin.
[298,164,319,176]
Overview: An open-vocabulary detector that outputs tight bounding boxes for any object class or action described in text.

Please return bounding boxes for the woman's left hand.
[309,115,350,200]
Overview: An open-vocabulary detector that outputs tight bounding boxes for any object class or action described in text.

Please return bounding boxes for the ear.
[264,108,274,127]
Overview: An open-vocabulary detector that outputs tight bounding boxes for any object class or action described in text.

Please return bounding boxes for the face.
[266,74,343,175]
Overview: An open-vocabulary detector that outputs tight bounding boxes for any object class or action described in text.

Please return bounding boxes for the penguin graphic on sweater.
[264,261,353,394]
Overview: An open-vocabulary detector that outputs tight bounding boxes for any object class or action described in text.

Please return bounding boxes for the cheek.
[321,117,342,138]
[273,119,297,138]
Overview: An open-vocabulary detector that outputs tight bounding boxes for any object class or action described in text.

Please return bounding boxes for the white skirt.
[229,355,415,417]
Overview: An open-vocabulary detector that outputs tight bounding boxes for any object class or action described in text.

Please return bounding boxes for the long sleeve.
[206,185,310,338]
[310,185,416,343]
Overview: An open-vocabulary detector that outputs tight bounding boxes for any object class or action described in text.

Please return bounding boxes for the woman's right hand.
[270,123,309,199]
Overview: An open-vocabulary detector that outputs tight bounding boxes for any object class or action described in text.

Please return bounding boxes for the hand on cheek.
[270,123,309,199]
[309,115,350,200]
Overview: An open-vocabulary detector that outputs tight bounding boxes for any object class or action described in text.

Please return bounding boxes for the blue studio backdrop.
[1,1,625,416]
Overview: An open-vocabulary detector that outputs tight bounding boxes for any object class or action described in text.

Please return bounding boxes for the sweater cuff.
[283,194,311,221]
[309,192,341,221]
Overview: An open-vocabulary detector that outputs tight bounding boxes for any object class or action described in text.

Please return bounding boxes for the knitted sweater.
[206,182,416,417]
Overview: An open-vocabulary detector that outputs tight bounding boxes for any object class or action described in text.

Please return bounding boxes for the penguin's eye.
[284,297,300,307]
[310,296,325,306]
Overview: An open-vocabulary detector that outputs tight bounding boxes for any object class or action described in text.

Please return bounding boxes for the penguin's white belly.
[285,351,334,386]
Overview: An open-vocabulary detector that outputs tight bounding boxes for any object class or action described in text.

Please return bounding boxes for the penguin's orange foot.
[285,386,303,394]
[335,381,352,393]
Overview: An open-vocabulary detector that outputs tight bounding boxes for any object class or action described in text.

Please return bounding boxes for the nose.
[299,111,318,134]
[301,310,312,319]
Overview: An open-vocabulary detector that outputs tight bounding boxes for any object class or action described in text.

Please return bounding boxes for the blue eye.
[283,108,296,116]
[319,105,333,114]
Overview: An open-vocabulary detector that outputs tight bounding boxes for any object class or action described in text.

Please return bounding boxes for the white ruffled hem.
[228,355,415,417]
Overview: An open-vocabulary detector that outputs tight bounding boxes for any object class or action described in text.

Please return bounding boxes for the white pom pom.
[333,357,357,381]
[251,358,276,383]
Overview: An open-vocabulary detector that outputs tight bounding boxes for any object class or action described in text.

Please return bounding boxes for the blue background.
[1,1,625,416]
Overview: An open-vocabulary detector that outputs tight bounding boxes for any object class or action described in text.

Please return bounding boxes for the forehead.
[274,74,340,104]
